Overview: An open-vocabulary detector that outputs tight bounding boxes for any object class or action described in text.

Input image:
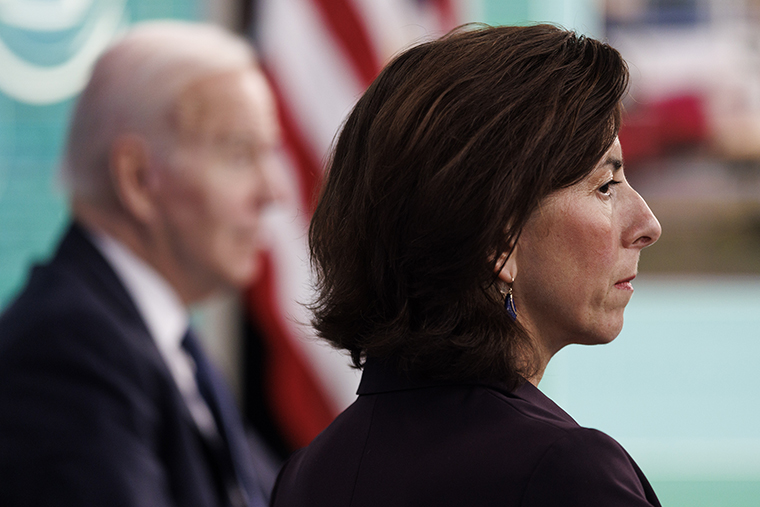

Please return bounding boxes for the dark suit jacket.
[0,223,267,506]
[271,359,661,507]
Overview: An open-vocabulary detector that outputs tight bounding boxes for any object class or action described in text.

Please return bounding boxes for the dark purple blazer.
[0,224,270,507]
[271,359,661,507]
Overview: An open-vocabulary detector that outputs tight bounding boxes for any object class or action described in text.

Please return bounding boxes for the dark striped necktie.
[181,329,266,507]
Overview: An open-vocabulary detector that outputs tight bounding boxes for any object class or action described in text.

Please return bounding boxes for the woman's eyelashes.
[598,179,622,197]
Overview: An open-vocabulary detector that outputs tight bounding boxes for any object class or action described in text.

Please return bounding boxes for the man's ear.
[495,247,518,284]
[109,134,158,223]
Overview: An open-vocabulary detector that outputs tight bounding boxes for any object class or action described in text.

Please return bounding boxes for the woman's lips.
[614,275,635,291]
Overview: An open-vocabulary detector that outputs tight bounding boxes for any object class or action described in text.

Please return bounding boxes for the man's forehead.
[170,68,271,134]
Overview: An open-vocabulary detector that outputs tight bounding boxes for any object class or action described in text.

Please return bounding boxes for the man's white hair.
[61,20,258,204]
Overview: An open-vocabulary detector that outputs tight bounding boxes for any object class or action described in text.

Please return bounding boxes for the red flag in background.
[247,0,461,451]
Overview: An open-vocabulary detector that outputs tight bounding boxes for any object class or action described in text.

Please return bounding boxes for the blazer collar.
[357,357,576,425]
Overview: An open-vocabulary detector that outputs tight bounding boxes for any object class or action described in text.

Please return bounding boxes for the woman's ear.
[495,248,518,284]
[109,134,158,223]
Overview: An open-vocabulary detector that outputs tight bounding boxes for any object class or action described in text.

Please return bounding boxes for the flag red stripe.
[310,0,382,86]
[263,65,323,213]
[434,0,458,29]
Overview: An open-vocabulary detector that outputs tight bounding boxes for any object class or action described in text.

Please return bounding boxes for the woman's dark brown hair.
[309,24,629,387]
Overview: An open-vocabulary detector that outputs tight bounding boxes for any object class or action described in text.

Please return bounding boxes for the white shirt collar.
[86,228,221,438]
[88,230,188,355]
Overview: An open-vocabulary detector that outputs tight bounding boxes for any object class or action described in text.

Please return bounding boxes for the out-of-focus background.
[1,1,759,505]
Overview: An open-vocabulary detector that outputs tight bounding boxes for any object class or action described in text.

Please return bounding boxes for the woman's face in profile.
[507,138,662,354]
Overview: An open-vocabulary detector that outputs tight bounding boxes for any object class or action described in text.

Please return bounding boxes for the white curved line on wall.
[0,0,128,105]
[0,0,95,32]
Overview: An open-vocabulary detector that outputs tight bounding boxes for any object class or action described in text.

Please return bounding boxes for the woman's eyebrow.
[604,157,623,172]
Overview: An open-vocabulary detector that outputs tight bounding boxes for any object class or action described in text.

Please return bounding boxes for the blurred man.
[0,21,282,506]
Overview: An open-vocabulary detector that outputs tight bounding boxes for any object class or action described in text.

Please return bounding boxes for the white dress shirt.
[90,230,220,440]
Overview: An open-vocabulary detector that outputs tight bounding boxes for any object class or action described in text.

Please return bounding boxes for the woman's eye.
[599,180,621,196]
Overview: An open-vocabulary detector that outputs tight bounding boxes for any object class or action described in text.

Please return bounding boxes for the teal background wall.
[0,99,69,306]
[0,0,200,308]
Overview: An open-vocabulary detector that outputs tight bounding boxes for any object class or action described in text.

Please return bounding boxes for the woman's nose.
[626,189,662,249]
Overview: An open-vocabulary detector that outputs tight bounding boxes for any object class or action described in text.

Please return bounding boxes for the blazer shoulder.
[0,252,165,409]
[3,278,138,357]
[520,426,659,507]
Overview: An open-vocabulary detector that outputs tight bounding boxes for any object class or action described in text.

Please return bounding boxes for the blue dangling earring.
[504,286,517,321]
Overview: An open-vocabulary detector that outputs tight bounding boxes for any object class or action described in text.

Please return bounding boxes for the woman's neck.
[523,330,562,387]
